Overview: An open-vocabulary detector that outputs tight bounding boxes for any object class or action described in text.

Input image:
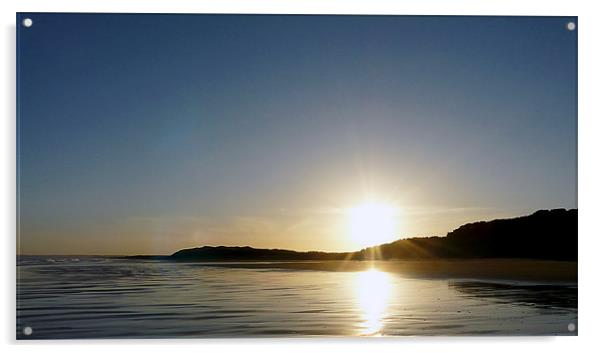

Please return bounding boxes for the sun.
[346,201,400,248]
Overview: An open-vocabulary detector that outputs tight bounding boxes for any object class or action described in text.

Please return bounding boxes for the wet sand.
[191,259,577,283]
[18,257,578,337]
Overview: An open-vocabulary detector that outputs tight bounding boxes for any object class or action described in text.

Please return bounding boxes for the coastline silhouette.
[131,208,577,262]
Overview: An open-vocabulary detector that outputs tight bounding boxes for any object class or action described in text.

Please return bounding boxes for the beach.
[186,259,578,283]
[17,256,577,338]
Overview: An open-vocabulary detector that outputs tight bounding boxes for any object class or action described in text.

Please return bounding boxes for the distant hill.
[354,208,577,261]
[171,246,348,261]
[167,209,577,261]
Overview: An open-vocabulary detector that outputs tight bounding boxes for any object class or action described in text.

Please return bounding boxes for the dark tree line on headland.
[354,208,577,261]
[141,209,576,261]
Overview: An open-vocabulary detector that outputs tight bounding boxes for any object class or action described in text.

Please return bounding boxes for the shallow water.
[16,256,577,338]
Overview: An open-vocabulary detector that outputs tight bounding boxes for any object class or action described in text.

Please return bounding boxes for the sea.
[16,256,577,339]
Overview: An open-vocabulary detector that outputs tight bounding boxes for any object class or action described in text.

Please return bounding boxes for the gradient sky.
[17,14,577,255]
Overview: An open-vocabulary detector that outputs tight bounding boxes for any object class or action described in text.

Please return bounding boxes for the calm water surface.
[17,257,577,338]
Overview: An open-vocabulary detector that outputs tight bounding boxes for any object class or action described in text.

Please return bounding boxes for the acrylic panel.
[16,13,578,339]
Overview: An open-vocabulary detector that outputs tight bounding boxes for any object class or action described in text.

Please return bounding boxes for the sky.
[18,14,577,255]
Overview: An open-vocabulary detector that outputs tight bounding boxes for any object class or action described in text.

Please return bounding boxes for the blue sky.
[18,14,577,254]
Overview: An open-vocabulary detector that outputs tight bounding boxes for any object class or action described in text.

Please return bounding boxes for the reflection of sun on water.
[354,269,393,336]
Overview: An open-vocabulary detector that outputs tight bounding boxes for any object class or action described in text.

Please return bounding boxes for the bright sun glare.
[347,201,399,248]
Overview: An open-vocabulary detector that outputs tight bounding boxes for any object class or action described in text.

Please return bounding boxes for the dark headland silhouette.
[133,209,577,262]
